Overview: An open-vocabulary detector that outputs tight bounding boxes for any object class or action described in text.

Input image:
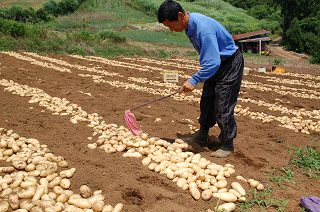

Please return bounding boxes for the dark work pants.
[199,49,244,147]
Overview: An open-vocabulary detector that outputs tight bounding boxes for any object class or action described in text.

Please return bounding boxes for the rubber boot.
[183,126,209,146]
[211,143,234,158]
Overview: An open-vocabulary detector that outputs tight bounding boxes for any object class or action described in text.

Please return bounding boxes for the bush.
[271,58,284,65]
[0,6,51,23]
[43,0,59,16]
[0,18,45,38]
[98,30,126,43]
[56,0,79,15]
[284,14,320,63]
[71,30,96,42]
[0,18,27,37]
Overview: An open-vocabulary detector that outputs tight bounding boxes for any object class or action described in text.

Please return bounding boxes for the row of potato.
[251,74,320,89]
[242,81,320,100]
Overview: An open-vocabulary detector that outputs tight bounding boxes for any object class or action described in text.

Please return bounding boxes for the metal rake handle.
[130,91,179,111]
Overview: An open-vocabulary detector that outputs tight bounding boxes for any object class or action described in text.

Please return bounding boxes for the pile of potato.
[242,81,320,100]
[3,52,71,73]
[279,72,320,81]
[121,57,199,70]
[71,55,154,74]
[234,105,320,134]
[251,74,320,89]
[88,129,265,203]
[239,97,320,119]
[23,52,121,78]
[0,128,123,211]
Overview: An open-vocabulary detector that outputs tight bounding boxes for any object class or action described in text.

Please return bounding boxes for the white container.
[257,67,266,73]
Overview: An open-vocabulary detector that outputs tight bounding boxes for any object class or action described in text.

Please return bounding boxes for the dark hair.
[158,0,185,23]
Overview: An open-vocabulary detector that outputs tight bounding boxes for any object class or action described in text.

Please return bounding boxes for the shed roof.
[233,30,270,41]
[239,37,272,43]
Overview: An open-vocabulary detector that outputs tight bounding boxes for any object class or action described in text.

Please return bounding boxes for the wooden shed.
[233,30,271,54]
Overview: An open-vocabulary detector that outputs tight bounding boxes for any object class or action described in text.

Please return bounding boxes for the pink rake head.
[124,91,179,135]
[124,110,143,136]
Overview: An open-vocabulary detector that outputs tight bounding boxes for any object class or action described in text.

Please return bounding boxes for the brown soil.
[0,52,319,212]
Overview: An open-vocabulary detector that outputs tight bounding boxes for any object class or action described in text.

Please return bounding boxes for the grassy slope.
[1,0,270,60]
[46,0,261,47]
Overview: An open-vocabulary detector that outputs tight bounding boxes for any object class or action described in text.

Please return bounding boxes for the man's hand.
[179,80,195,93]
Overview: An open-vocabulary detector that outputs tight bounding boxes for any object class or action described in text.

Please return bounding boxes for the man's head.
[158,0,187,32]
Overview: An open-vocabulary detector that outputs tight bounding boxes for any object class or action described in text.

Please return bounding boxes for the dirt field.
[0,51,319,211]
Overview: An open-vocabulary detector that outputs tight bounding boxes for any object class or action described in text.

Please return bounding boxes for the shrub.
[98,30,126,43]
[271,58,284,65]
[0,18,27,37]
[0,18,45,38]
[69,30,96,43]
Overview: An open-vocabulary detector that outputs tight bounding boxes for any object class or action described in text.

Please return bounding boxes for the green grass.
[126,0,262,33]
[119,30,191,47]
[269,167,295,187]
[46,0,154,32]
[290,146,320,179]
[0,0,50,9]
[239,188,288,212]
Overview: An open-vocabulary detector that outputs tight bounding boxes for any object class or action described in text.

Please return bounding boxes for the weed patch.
[290,146,320,179]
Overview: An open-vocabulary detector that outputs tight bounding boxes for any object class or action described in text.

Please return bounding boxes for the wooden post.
[259,39,262,55]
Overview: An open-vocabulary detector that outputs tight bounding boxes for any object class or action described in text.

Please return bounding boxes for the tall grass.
[0,0,49,9]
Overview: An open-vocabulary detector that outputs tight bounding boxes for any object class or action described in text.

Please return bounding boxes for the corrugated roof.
[239,37,272,43]
[233,30,270,41]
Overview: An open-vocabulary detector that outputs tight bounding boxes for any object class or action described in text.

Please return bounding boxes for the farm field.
[0,51,319,211]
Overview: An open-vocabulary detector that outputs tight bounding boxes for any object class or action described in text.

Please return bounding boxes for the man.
[158,0,244,157]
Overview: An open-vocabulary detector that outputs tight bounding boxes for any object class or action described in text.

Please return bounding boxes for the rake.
[125,91,179,135]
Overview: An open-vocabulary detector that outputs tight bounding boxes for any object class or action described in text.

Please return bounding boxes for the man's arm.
[188,33,221,86]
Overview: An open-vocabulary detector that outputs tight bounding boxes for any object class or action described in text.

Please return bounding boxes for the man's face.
[162,12,185,32]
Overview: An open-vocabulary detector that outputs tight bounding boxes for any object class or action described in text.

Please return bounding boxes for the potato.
[0,201,10,211]
[177,178,187,188]
[8,193,19,210]
[236,175,247,183]
[68,198,91,209]
[189,187,201,200]
[215,180,227,189]
[142,157,152,166]
[0,167,15,173]
[32,186,45,201]
[238,196,246,202]
[212,192,237,202]
[201,189,213,200]
[112,203,124,212]
[92,200,104,211]
[60,179,71,189]
[231,182,246,196]
[228,189,241,198]
[18,188,36,199]
[257,183,265,191]
[80,185,92,198]
[102,205,113,212]
[20,200,34,210]
[12,160,27,170]
[215,203,236,212]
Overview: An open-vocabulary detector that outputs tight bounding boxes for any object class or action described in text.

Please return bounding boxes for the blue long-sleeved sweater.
[185,13,238,86]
